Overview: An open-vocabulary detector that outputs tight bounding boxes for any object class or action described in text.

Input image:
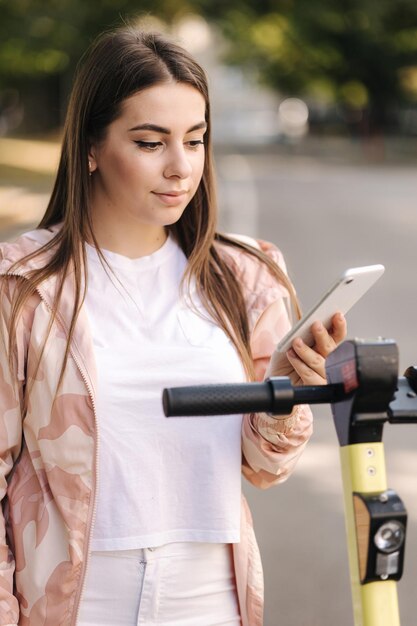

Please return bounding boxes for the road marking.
[217,154,259,237]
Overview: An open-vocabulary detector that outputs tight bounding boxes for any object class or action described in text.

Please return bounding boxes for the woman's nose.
[163,146,193,179]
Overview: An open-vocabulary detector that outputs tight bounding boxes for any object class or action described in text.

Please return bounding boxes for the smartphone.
[276,264,385,352]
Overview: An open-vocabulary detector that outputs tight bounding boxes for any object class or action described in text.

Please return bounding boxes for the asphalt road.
[1,142,417,626]
[217,148,417,626]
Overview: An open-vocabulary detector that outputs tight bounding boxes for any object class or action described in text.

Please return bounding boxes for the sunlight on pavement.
[0,137,60,175]
[0,186,48,227]
[0,137,58,236]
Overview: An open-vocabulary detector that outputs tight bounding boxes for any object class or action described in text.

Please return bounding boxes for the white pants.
[77,542,241,626]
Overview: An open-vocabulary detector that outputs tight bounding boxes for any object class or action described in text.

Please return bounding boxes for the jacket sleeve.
[0,277,30,625]
[241,246,313,490]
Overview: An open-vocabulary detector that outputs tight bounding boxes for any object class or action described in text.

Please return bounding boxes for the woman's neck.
[89,208,168,259]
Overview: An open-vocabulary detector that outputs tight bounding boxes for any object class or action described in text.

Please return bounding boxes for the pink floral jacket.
[0,227,312,626]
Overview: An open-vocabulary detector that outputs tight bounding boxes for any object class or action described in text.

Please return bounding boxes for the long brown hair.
[5,26,300,385]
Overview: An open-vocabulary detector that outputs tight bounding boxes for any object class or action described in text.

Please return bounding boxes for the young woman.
[0,27,346,626]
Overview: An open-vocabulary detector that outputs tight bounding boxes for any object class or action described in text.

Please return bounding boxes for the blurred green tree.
[1,0,417,134]
[0,0,193,133]
[194,0,417,134]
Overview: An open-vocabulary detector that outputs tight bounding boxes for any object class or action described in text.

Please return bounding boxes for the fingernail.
[294,338,303,347]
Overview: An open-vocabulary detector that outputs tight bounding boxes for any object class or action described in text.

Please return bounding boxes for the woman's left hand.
[287,312,347,385]
[265,312,347,386]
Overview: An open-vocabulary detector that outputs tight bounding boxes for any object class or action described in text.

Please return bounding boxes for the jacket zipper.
[68,348,99,626]
[1,271,100,626]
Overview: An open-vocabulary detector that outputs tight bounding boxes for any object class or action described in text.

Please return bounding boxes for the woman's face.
[89,81,207,241]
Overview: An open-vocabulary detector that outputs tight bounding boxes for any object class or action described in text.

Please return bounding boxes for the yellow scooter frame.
[340,443,400,626]
[326,339,408,626]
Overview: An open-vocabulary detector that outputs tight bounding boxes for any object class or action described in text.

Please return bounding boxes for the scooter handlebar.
[163,377,345,417]
[163,381,273,416]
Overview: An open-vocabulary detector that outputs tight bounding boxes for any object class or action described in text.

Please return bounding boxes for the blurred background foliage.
[199,0,417,134]
[1,0,417,135]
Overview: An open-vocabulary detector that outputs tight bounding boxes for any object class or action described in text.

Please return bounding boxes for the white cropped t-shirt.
[83,235,246,550]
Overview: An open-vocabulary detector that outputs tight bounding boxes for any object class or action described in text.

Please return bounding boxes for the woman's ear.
[88,146,98,174]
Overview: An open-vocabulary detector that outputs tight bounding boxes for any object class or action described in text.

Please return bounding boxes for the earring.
[88,160,92,177]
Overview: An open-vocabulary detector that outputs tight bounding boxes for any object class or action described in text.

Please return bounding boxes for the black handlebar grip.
[163,382,273,416]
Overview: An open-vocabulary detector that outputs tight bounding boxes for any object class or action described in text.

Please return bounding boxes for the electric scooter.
[163,338,417,626]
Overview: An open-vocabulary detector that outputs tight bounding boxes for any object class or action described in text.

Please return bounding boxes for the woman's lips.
[153,191,188,206]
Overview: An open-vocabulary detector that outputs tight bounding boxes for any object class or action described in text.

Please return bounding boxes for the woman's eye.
[134,141,162,151]
[187,140,204,149]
